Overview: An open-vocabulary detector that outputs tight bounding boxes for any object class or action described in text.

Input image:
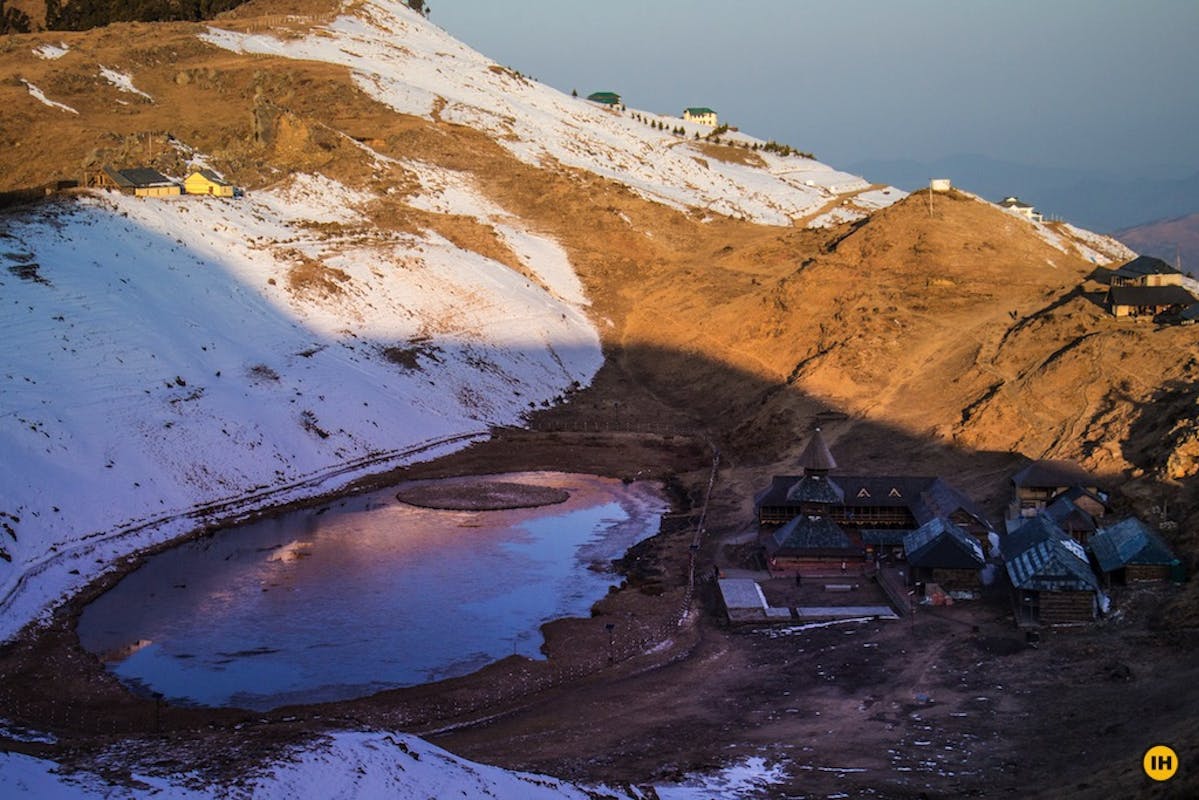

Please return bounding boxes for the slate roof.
[1011,459,1098,490]
[785,474,845,504]
[765,515,855,555]
[684,107,716,116]
[1001,514,1068,562]
[915,478,994,530]
[837,476,936,508]
[1043,495,1098,533]
[798,428,838,472]
[587,91,621,104]
[903,518,985,569]
[1007,537,1099,592]
[759,473,989,530]
[861,529,912,546]
[1114,255,1180,278]
[1108,285,1196,308]
[1089,518,1178,573]
[104,166,176,188]
[1000,196,1032,209]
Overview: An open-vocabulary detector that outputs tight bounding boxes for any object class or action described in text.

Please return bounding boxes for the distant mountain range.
[848,153,1199,234]
[1116,212,1199,276]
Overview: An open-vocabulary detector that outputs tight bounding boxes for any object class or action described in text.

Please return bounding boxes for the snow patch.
[199,0,879,226]
[655,757,788,799]
[0,731,635,799]
[0,171,601,641]
[21,80,78,114]
[98,66,154,101]
[32,43,70,60]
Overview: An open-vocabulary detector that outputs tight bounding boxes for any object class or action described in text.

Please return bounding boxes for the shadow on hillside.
[0,193,1152,537]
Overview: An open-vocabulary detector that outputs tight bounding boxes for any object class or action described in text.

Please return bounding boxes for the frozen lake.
[76,473,667,710]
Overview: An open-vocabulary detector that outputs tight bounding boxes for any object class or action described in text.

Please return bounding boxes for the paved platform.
[796,606,898,620]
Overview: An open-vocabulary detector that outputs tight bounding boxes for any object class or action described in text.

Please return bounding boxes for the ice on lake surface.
[76,473,666,710]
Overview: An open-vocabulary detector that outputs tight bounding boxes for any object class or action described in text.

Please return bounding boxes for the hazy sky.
[431,0,1199,178]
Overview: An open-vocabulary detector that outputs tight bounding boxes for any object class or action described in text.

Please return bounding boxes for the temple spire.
[799,427,837,475]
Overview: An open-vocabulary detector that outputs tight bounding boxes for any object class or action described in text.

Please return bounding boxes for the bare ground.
[2,360,1197,798]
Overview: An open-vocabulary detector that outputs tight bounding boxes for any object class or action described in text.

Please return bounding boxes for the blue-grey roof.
[785,474,844,504]
[1115,255,1180,277]
[915,478,994,531]
[903,518,985,569]
[1089,518,1177,573]
[1006,537,1099,592]
[1011,460,1097,490]
[766,515,854,555]
[1108,285,1196,308]
[798,428,838,472]
[861,529,912,546]
[1001,514,1068,562]
[1043,495,1097,533]
[106,167,176,188]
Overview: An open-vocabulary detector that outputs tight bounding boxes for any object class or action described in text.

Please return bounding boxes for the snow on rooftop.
[98,65,154,101]
[21,80,78,114]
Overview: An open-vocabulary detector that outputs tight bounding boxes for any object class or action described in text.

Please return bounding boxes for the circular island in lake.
[395,479,570,511]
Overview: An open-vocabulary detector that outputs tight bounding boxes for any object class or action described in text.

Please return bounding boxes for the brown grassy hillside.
[2,13,1196,613]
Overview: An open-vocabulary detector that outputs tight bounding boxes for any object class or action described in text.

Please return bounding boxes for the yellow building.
[683,107,718,126]
[184,169,235,197]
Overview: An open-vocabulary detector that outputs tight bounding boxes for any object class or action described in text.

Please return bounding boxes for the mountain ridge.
[849,152,1199,232]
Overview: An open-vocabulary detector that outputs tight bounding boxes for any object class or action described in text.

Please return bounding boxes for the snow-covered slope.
[0,0,912,640]
[0,730,643,799]
[201,0,900,226]
[0,173,600,638]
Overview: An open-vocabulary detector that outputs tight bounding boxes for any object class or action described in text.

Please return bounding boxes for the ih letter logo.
[1143,745,1178,781]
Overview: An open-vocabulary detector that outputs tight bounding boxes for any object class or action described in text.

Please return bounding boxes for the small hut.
[1043,492,1102,545]
[1089,518,1180,584]
[586,91,623,109]
[183,169,235,197]
[903,518,986,595]
[1007,537,1101,626]
[1008,460,1103,522]
[95,167,181,197]
[1108,255,1185,288]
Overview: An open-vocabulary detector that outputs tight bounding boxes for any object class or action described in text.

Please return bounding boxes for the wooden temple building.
[756,429,994,576]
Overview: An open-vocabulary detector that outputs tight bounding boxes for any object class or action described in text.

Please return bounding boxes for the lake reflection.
[76,473,666,710]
